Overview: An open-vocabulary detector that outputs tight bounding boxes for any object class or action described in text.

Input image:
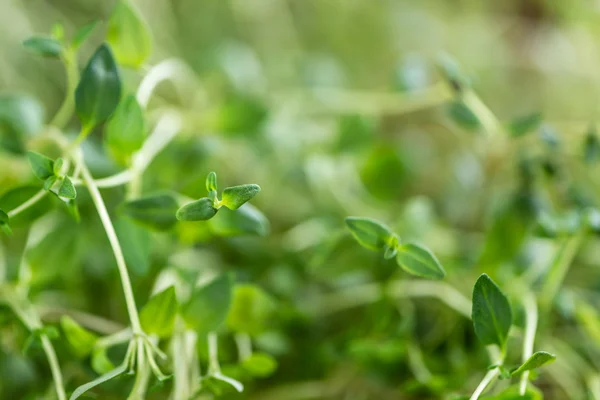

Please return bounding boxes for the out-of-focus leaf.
[345,216,395,252]
[511,351,556,376]
[226,284,275,335]
[448,101,480,131]
[140,286,177,338]
[242,352,278,377]
[104,94,146,165]
[60,316,98,358]
[122,193,179,231]
[72,20,99,48]
[182,273,233,334]
[0,185,52,226]
[0,94,45,152]
[114,217,151,276]
[23,36,63,58]
[508,113,542,137]
[107,0,152,68]
[208,203,269,237]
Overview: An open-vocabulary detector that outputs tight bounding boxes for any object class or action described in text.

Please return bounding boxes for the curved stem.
[470,367,500,400]
[76,153,142,333]
[137,59,198,108]
[50,48,79,129]
[7,190,47,219]
[41,335,67,400]
[520,293,538,395]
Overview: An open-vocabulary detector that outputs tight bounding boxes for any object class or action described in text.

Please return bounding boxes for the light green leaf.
[122,193,179,231]
[181,273,233,334]
[472,274,512,349]
[58,177,77,199]
[511,351,556,376]
[242,352,278,377]
[226,284,275,335]
[208,203,269,237]
[396,243,446,280]
[114,217,151,276]
[75,44,122,130]
[104,94,146,165]
[27,151,54,180]
[221,184,261,210]
[176,198,217,221]
[91,347,115,375]
[60,316,97,358]
[69,363,128,400]
[53,158,64,176]
[23,36,63,58]
[0,94,45,153]
[44,176,57,191]
[0,209,12,236]
[107,0,152,68]
[72,20,99,48]
[344,216,395,252]
[140,286,177,338]
[206,171,218,192]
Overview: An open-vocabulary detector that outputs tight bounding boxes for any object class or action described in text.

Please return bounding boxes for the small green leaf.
[58,177,77,199]
[206,171,218,192]
[508,113,542,137]
[91,347,115,375]
[242,352,278,377]
[0,209,12,236]
[60,316,98,358]
[107,0,152,68]
[72,20,99,48]
[53,158,64,176]
[395,243,446,279]
[181,273,233,334]
[383,244,397,260]
[75,44,122,130]
[345,217,395,252]
[208,203,269,237]
[176,198,217,221]
[27,151,54,180]
[448,101,480,131]
[472,274,512,349]
[226,284,275,335]
[44,176,57,191]
[221,184,261,210]
[511,351,556,376]
[23,36,63,58]
[140,286,177,338]
[104,94,146,165]
[69,363,128,400]
[122,193,179,231]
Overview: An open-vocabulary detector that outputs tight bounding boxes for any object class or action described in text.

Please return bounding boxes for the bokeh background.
[3,0,600,399]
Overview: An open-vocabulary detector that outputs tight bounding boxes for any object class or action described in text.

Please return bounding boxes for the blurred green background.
[3,0,600,399]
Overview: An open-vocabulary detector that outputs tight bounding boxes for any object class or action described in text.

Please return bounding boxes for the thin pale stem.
[520,292,538,395]
[235,333,253,362]
[7,190,47,219]
[41,335,67,400]
[470,367,500,400]
[136,59,199,109]
[76,153,142,333]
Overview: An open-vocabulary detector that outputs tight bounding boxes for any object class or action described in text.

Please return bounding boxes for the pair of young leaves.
[27,152,77,200]
[472,274,555,379]
[345,216,446,280]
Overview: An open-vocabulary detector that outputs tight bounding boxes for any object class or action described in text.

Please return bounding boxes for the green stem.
[7,189,47,219]
[51,48,79,129]
[469,367,500,400]
[520,292,538,395]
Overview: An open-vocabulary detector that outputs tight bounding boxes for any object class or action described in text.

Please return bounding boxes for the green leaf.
[122,193,179,231]
[0,94,45,153]
[60,316,97,358]
[23,36,63,58]
[114,217,151,276]
[472,274,512,349]
[0,209,12,236]
[395,243,446,279]
[44,176,57,191]
[345,216,395,252]
[72,20,99,48]
[140,286,177,338]
[107,0,152,68]
[53,158,64,176]
[208,203,269,237]
[226,284,275,335]
[221,184,261,210]
[242,352,278,377]
[448,101,480,131]
[181,273,233,334]
[69,363,128,400]
[58,177,77,199]
[508,113,542,137]
[75,44,122,130]
[176,198,218,221]
[484,384,543,400]
[104,94,146,165]
[206,171,218,192]
[27,151,54,180]
[511,351,556,376]
[91,347,115,375]
[584,126,600,164]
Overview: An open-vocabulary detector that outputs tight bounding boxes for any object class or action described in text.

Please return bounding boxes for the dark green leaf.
[72,20,99,48]
[395,243,446,279]
[242,352,278,377]
[107,0,152,68]
[226,284,275,335]
[75,44,122,130]
[584,126,600,164]
[472,274,512,349]
[345,216,395,252]
[511,351,556,376]
[23,36,63,58]
[104,94,146,165]
[60,316,97,358]
[176,198,217,221]
[0,209,11,236]
[448,101,480,131]
[508,113,542,137]
[27,151,54,180]
[181,273,233,334]
[140,286,177,338]
[58,177,77,199]
[221,184,261,210]
[206,171,218,192]
[208,204,269,237]
[122,193,179,231]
